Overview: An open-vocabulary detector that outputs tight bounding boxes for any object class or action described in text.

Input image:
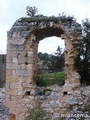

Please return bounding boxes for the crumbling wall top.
[11,15,82,32]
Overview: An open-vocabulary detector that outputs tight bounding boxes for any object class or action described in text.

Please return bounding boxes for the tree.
[75,19,90,85]
[48,46,64,72]
[26,6,37,17]
[38,52,49,61]
[38,46,64,73]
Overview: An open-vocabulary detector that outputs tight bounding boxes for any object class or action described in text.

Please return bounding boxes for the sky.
[0,0,90,54]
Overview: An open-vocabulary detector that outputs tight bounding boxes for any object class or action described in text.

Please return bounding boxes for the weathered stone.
[6,76,18,83]
[6,70,12,76]
[16,70,32,76]
[9,44,24,51]
[66,98,78,105]
[28,96,34,100]
[12,70,16,76]
[82,90,90,96]
[78,102,83,105]
[75,90,81,95]
[7,63,19,70]
[68,92,73,95]
[0,92,2,97]
[50,101,59,108]
[20,31,30,38]
[6,15,82,120]
[46,108,54,113]
[40,95,46,100]
[29,84,37,89]
[30,90,37,96]
[11,26,28,32]
[45,91,51,96]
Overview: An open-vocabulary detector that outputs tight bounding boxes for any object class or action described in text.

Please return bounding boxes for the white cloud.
[0,24,10,54]
[0,0,90,54]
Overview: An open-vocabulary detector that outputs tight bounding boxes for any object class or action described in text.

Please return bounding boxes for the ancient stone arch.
[6,16,82,119]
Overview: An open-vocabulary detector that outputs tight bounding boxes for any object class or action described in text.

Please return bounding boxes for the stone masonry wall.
[1,85,90,120]
[0,55,6,88]
[6,16,82,120]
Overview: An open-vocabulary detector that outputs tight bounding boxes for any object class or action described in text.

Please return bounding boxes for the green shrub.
[85,102,90,112]
[26,101,47,120]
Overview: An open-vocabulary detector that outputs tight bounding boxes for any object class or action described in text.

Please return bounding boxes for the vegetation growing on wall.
[26,101,47,120]
[15,6,75,26]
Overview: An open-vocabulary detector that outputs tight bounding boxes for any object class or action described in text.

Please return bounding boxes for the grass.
[37,72,65,87]
[85,102,90,113]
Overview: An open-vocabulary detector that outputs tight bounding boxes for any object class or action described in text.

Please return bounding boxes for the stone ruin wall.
[6,16,82,120]
[0,54,6,88]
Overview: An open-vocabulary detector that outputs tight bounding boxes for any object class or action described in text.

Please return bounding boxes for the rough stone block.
[6,76,18,83]
[16,70,26,76]
[7,51,18,57]
[27,64,32,70]
[28,50,33,56]
[10,95,14,101]
[12,70,16,76]
[27,57,33,64]
[20,31,30,38]
[7,89,17,95]
[6,70,12,76]
[13,57,18,63]
[18,57,26,64]
[9,83,21,89]
[7,63,19,70]
[18,77,26,83]
[7,57,12,63]
[22,83,30,88]
[20,64,26,69]
[16,70,32,76]
[25,70,32,76]
[66,98,78,105]
[25,76,32,83]
[17,89,24,95]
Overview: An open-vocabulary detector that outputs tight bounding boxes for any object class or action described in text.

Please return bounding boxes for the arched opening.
[30,27,65,84]
[37,36,65,86]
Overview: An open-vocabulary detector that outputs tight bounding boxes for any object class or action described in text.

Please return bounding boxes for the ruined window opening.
[25,91,31,96]
[63,91,68,95]
[37,36,65,86]
[24,62,28,65]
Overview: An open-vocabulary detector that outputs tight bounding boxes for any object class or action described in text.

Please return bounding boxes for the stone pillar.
[32,40,39,83]
[6,31,36,119]
[61,32,81,93]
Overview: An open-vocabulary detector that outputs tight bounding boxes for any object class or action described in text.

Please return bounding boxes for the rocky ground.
[37,85,90,120]
[0,85,90,120]
[0,88,9,120]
